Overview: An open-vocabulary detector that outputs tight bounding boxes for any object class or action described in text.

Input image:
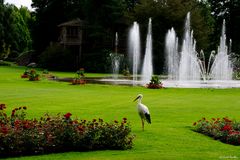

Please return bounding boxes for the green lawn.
[1,65,240,160]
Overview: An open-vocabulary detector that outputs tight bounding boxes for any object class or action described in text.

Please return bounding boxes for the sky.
[4,0,33,10]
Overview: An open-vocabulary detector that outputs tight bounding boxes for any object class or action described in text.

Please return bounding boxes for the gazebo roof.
[58,18,86,27]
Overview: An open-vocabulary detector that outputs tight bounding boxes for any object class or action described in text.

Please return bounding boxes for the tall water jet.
[128,22,141,85]
[141,18,153,84]
[179,12,201,81]
[165,28,179,80]
[210,20,233,80]
[115,32,118,54]
[109,32,122,79]
[109,53,122,80]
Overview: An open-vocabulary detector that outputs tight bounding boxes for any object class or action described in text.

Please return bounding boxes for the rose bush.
[0,104,134,157]
[193,117,240,145]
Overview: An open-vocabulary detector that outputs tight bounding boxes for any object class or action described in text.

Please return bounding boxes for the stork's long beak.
[133,96,140,102]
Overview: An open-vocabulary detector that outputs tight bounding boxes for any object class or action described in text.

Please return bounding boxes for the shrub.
[39,44,75,71]
[28,69,40,81]
[72,68,86,85]
[42,69,49,74]
[193,117,240,145]
[21,69,30,78]
[21,69,40,80]
[0,104,134,157]
[147,76,163,89]
[122,68,130,77]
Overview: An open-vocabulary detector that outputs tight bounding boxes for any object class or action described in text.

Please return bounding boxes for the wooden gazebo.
[58,19,86,68]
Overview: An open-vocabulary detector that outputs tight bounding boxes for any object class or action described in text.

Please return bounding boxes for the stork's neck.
[137,98,142,104]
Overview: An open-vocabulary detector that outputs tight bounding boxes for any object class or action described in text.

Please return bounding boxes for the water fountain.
[99,13,239,88]
[109,53,122,80]
[115,32,118,54]
[165,28,179,80]
[164,12,237,88]
[141,18,153,84]
[179,12,201,81]
[210,20,233,80]
[109,32,123,80]
[128,22,141,85]
[100,22,142,85]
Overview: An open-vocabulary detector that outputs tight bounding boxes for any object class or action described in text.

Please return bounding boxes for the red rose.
[64,112,72,119]
[1,126,8,134]
[221,124,232,131]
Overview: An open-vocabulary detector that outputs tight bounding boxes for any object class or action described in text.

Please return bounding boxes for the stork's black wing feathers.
[144,113,151,124]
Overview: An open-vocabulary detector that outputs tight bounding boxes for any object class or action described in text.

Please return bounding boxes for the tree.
[0,42,10,60]
[32,0,129,71]
[0,4,32,59]
[208,0,240,54]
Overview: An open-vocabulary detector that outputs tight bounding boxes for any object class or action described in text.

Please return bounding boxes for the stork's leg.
[142,119,144,131]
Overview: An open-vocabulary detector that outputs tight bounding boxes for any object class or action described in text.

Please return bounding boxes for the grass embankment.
[1,66,240,160]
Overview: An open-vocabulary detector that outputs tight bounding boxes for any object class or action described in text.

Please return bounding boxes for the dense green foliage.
[1,65,240,159]
[1,0,240,72]
[30,0,216,73]
[0,3,32,59]
[38,44,75,71]
[208,0,240,53]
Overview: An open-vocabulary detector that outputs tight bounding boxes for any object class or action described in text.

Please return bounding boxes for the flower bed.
[28,69,40,81]
[193,117,240,145]
[0,104,134,157]
[146,76,163,89]
[21,69,40,81]
[21,69,29,78]
[71,68,86,85]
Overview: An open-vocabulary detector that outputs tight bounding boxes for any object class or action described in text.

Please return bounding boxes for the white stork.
[133,94,151,131]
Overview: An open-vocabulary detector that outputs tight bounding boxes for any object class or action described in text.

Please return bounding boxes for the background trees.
[208,0,240,53]
[0,3,32,60]
[31,0,129,72]
[1,0,239,73]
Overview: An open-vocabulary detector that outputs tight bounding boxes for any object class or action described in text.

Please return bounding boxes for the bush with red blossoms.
[0,104,134,158]
[146,76,163,89]
[193,117,240,145]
